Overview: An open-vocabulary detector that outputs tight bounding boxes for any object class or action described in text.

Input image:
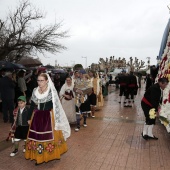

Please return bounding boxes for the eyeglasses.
[37,80,45,82]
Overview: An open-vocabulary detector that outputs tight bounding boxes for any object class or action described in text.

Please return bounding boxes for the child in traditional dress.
[75,93,91,132]
[88,70,98,118]
[10,96,29,157]
[74,74,92,131]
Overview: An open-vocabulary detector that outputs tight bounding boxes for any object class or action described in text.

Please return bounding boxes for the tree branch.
[0,0,68,61]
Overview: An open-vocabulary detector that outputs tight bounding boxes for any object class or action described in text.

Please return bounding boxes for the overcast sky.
[1,0,170,68]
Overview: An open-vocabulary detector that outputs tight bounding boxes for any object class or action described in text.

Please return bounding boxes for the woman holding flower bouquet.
[25,73,70,165]
[141,77,168,140]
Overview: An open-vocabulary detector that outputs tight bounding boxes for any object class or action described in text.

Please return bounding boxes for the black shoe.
[147,135,158,140]
[10,149,18,157]
[119,101,121,103]
[141,133,148,140]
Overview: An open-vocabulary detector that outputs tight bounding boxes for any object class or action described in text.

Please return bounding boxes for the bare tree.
[0,0,68,62]
[126,57,145,71]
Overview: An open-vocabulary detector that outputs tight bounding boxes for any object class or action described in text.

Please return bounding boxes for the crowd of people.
[0,68,155,128]
[108,71,155,107]
[0,66,163,165]
[0,68,109,165]
[0,69,39,123]
[60,70,107,131]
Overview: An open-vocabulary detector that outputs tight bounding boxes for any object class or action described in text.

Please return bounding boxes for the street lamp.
[146,57,150,69]
[82,56,87,68]
[168,4,170,11]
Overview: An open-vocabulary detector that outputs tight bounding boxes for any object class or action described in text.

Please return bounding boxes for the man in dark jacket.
[124,71,137,107]
[29,69,38,90]
[141,77,168,140]
[145,74,153,91]
[0,71,16,123]
[26,69,38,102]
[109,74,113,85]
[118,71,128,104]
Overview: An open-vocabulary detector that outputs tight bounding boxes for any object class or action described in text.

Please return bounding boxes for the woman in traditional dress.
[95,73,104,107]
[59,77,76,123]
[88,70,99,117]
[25,73,70,165]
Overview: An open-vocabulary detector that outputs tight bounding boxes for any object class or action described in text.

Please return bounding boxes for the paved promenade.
[0,84,170,170]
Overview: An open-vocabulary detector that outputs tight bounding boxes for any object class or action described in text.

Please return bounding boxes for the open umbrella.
[17,57,42,67]
[44,65,55,69]
[52,69,66,74]
[0,61,26,70]
[79,69,86,74]
[37,67,47,72]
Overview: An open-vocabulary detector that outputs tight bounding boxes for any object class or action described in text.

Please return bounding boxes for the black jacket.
[16,107,29,126]
[142,83,162,111]
[127,75,137,88]
[118,74,128,86]
[146,77,153,90]
[0,76,16,100]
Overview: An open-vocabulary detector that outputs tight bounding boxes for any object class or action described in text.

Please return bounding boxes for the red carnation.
[164,99,168,104]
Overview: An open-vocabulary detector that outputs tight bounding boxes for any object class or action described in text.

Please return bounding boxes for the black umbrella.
[0,61,26,70]
[52,69,66,74]
[17,57,42,67]
[44,65,55,69]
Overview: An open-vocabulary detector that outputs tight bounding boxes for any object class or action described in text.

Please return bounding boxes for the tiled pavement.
[0,84,170,170]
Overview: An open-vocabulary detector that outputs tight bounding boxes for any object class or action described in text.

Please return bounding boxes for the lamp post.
[168,4,170,11]
[146,57,150,69]
[82,56,87,68]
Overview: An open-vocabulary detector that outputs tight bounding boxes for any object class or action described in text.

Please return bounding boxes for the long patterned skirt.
[25,110,68,164]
